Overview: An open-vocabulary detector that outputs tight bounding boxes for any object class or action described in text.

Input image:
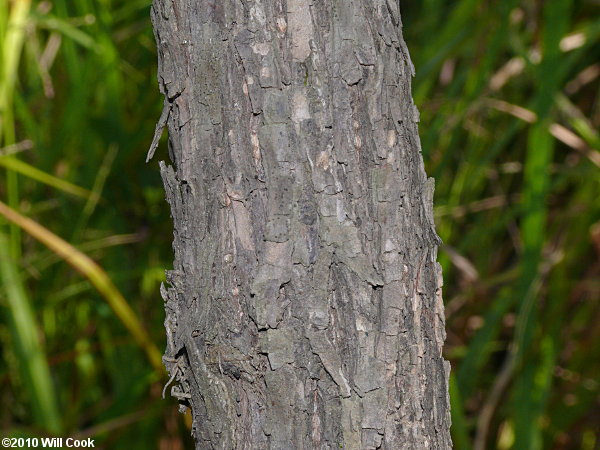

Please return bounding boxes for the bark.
[150,1,452,448]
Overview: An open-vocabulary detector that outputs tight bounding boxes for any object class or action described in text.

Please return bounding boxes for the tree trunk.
[151,1,451,448]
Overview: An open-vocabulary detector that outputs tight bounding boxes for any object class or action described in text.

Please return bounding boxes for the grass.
[1,0,182,446]
[404,1,599,448]
[0,200,163,373]
[0,0,598,448]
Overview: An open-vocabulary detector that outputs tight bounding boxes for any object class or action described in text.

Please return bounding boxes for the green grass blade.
[0,155,93,199]
[457,288,514,398]
[512,1,574,448]
[32,14,99,52]
[449,373,472,450]
[0,232,62,433]
[1,0,31,259]
[0,200,163,373]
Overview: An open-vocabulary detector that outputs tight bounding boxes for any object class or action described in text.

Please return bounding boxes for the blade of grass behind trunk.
[0,232,61,433]
[0,201,163,373]
[1,0,31,259]
[511,2,573,448]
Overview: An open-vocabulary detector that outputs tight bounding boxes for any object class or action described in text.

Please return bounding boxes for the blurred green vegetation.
[0,0,598,449]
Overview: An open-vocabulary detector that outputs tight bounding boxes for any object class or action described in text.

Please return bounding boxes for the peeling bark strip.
[151,1,452,448]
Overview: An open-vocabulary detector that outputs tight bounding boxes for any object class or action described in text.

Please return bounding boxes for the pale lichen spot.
[316,151,330,170]
[356,316,368,332]
[276,17,287,34]
[387,129,397,147]
[291,91,311,123]
[287,0,314,62]
[232,202,255,251]
[384,239,396,252]
[251,131,261,160]
[339,368,351,396]
[260,67,271,78]
[353,120,360,130]
[232,287,240,296]
[242,80,249,95]
[246,75,254,86]
[252,42,270,56]
[336,197,346,223]
[354,135,362,149]
[250,5,267,25]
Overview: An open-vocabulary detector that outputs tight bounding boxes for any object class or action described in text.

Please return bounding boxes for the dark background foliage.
[0,1,598,448]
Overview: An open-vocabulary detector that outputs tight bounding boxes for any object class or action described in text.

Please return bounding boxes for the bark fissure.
[151,0,452,448]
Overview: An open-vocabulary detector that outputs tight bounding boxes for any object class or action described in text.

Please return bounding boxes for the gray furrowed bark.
[151,1,452,448]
